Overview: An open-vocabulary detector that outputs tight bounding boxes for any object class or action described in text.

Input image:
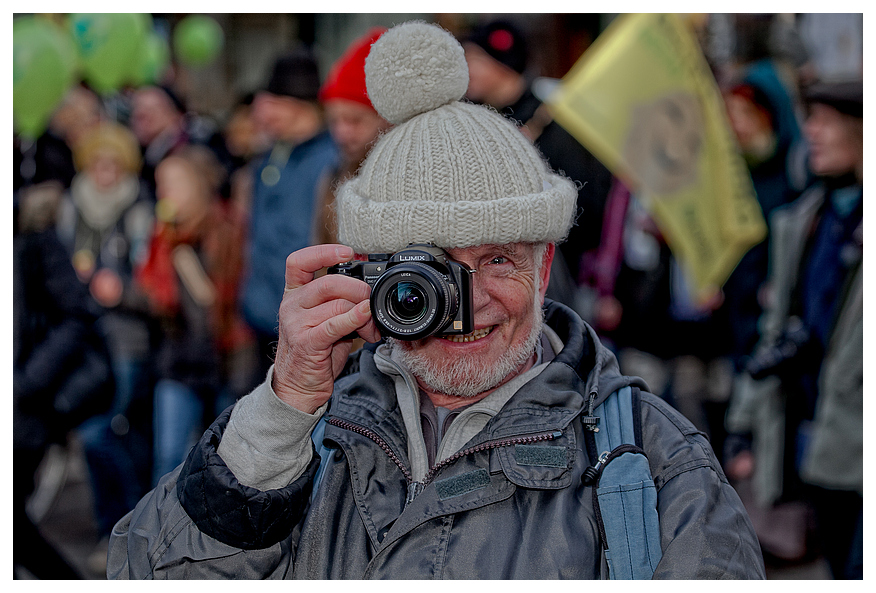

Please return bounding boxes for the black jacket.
[14,227,99,450]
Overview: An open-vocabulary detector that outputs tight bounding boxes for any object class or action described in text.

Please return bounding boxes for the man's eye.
[488,256,508,265]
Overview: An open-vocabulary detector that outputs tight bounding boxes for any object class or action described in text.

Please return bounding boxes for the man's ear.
[538,243,556,301]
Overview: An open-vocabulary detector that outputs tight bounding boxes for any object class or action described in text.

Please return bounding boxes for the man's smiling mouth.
[440,326,494,343]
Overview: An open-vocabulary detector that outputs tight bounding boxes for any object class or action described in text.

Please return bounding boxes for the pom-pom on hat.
[319,27,387,110]
[336,21,577,254]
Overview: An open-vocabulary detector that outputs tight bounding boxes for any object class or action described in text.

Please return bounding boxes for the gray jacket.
[109,302,764,579]
[726,184,863,506]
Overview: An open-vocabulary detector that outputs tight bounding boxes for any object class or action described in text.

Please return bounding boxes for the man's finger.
[310,299,373,347]
[299,297,362,329]
[292,274,372,311]
[284,244,355,292]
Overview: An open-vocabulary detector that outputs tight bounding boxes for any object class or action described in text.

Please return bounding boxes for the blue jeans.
[77,356,150,537]
[152,379,234,486]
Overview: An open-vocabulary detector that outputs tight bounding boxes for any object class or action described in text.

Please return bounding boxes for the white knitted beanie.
[335,21,578,254]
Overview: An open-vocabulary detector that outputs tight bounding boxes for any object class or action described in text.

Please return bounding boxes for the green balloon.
[45,17,81,81]
[70,13,148,94]
[131,32,171,86]
[173,15,224,67]
[13,17,76,138]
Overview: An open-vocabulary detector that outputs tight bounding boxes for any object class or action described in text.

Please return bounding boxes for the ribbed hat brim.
[337,172,577,254]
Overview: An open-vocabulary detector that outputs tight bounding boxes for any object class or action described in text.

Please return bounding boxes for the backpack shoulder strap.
[585,386,662,579]
[310,413,333,503]
[592,385,642,453]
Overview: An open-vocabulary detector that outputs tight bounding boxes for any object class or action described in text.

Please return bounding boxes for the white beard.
[389,305,544,399]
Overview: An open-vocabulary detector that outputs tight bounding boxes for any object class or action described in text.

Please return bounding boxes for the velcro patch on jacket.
[514,445,567,468]
[435,469,491,500]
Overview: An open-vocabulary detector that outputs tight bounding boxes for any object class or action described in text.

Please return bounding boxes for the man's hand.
[271,244,380,413]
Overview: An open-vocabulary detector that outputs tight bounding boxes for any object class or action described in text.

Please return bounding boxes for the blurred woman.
[55,122,155,569]
[134,146,255,484]
[721,59,810,382]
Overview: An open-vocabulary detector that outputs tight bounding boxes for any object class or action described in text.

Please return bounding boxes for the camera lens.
[371,263,455,340]
[387,281,428,323]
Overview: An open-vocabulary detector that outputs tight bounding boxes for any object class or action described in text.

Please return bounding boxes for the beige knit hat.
[335,21,577,254]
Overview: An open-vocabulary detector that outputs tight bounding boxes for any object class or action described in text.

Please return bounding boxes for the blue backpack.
[311,385,662,579]
[581,385,663,579]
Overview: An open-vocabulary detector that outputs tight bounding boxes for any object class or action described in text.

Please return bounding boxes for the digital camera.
[327,243,474,340]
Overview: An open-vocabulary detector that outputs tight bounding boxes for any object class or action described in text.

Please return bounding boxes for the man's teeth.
[441,326,493,343]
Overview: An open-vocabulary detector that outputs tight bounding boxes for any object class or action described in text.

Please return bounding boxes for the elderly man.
[108,22,764,579]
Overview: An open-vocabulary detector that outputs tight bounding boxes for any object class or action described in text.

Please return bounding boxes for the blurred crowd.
[13,13,862,580]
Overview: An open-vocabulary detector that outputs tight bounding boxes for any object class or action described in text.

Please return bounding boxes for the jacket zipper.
[327,417,561,494]
[327,417,413,483]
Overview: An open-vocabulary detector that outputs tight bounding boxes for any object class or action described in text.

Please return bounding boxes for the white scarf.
[70,173,140,231]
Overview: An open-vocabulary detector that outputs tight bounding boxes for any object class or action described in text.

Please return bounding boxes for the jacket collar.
[329,300,648,445]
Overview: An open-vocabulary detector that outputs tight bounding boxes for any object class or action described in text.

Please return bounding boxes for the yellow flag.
[548,13,766,301]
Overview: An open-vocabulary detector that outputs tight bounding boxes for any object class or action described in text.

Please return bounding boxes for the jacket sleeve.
[217,372,328,491]
[107,406,321,579]
[640,393,766,579]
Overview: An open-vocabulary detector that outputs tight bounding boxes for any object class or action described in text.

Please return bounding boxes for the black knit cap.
[465,19,528,74]
[264,49,321,101]
[804,80,863,118]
